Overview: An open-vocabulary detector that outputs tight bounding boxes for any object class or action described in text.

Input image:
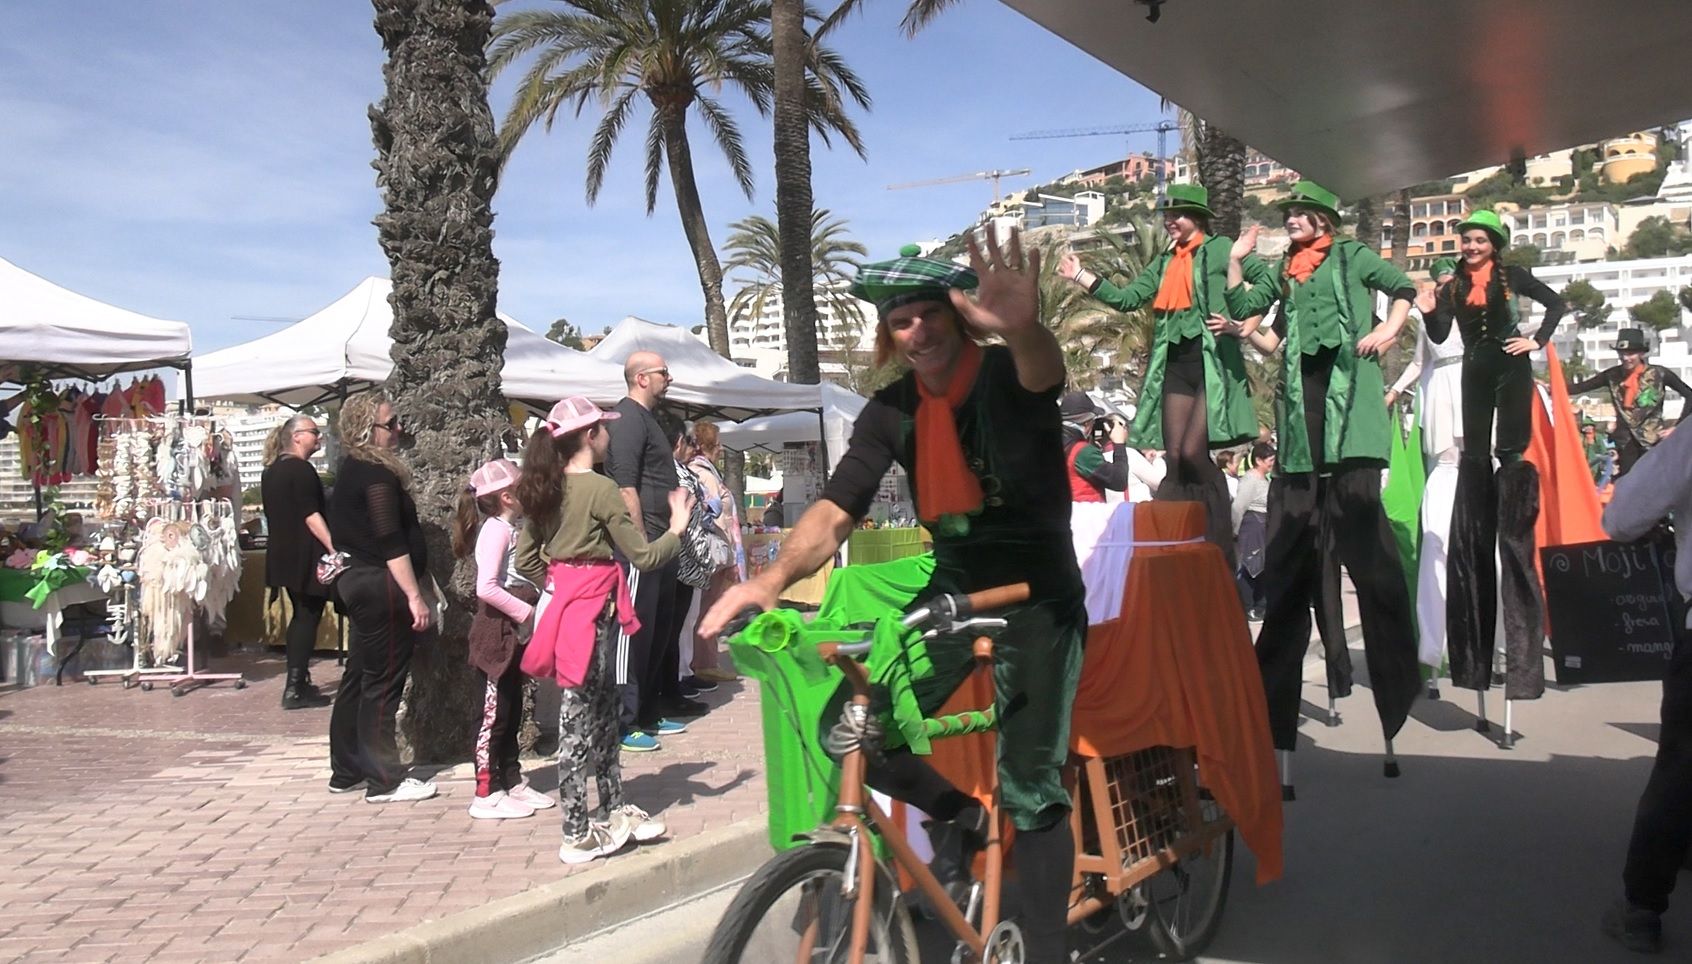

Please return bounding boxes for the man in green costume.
[1218,180,1422,765]
[701,227,1086,963]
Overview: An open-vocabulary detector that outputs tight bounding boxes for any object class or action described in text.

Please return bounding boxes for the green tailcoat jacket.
[1225,237,1413,474]
[1089,236,1274,450]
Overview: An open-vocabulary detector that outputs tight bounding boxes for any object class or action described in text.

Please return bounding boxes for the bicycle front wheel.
[702,843,919,964]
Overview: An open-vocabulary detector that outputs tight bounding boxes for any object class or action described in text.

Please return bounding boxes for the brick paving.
[0,649,766,963]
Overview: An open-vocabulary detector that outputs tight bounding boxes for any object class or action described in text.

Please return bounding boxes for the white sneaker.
[558,821,633,865]
[609,803,667,842]
[507,782,557,811]
[366,777,438,804]
[468,791,535,820]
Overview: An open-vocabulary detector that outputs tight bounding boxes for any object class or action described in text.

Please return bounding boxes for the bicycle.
[703,582,1234,964]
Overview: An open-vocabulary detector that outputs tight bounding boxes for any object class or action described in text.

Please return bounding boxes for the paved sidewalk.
[0,650,766,963]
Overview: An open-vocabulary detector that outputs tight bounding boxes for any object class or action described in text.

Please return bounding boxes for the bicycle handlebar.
[957,583,1030,618]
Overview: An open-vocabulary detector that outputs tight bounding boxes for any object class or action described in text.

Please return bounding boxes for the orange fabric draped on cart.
[912,502,1284,885]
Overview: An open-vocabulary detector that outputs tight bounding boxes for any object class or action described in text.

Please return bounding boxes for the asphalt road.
[530,638,1689,964]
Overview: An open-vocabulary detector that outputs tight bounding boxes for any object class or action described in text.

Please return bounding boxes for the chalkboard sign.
[1542,537,1679,685]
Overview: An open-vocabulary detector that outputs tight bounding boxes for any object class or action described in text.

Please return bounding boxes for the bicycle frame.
[815,643,1003,964]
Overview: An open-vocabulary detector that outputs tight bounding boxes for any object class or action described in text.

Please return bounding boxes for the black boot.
[282,669,331,709]
[925,803,989,911]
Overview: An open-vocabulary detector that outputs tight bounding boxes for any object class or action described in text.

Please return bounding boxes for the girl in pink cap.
[452,458,554,820]
[515,397,692,864]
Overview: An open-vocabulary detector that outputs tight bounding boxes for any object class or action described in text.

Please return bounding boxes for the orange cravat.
[1621,366,1646,408]
[1284,235,1332,283]
[1152,233,1204,312]
[1465,260,1494,307]
[914,340,985,524]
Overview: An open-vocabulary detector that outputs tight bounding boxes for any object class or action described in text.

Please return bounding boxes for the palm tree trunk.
[772,0,821,387]
[1353,195,1379,254]
[370,0,509,762]
[656,104,733,359]
[1198,123,1246,239]
[1390,188,1412,268]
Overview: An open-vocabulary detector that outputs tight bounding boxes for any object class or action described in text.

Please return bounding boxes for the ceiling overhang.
[998,0,1692,198]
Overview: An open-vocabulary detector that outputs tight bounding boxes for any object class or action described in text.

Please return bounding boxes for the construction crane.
[885,168,1032,203]
[1010,122,1179,202]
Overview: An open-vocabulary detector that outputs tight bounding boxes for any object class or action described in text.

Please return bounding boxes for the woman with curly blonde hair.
[326,392,437,804]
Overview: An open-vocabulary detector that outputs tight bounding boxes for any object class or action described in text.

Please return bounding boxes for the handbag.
[315,550,351,586]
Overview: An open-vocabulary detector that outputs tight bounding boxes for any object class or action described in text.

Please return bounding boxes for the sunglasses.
[639,367,671,379]
[375,416,401,432]
[294,427,322,436]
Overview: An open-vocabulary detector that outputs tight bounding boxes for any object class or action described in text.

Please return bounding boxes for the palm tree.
[769,2,871,383]
[723,209,871,384]
[370,0,511,760]
[488,0,868,357]
[760,0,959,387]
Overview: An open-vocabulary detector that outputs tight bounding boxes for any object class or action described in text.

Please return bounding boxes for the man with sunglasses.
[605,351,704,751]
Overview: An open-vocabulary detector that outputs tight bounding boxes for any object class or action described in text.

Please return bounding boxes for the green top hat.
[1275,180,1343,224]
[849,244,979,318]
[1456,209,1511,248]
[1429,257,1458,279]
[1156,183,1213,218]
[1614,328,1650,353]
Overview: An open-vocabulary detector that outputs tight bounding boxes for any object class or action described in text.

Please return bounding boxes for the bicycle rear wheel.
[702,843,919,964]
[1143,796,1233,961]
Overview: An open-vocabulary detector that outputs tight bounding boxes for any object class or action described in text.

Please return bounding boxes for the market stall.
[588,315,824,422]
[0,255,241,691]
[189,276,627,408]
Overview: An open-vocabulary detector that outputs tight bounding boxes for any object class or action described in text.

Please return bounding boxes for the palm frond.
[642,110,665,214]
[584,86,640,204]
[694,95,756,199]
[899,0,964,37]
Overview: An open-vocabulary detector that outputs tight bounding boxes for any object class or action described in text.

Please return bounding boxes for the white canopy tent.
[191,276,625,408]
[0,255,193,385]
[1001,0,1692,199]
[716,382,866,474]
[587,315,824,422]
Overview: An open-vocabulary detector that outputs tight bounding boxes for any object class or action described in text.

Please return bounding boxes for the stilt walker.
[1220,181,1423,792]
[1059,183,1275,566]
[1424,210,1567,749]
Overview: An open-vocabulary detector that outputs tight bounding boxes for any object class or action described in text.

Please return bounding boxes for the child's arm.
[475,519,533,623]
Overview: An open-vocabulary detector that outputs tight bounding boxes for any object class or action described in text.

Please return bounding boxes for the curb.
[314,817,772,964]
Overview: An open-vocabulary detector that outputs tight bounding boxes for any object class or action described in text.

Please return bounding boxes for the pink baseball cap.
[545,396,619,437]
[469,458,520,497]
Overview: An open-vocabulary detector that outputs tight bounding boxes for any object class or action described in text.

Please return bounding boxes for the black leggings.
[1460,344,1534,463]
[284,589,326,675]
[1159,337,1236,564]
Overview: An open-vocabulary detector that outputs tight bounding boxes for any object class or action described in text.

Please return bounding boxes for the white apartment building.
[724,280,878,381]
[224,408,330,494]
[1519,254,1692,419]
[0,436,102,519]
[1505,202,1619,263]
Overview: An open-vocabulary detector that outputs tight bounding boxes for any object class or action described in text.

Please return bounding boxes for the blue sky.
[0,1,1166,354]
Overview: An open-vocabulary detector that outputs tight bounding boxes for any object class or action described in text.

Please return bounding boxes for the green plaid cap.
[850,244,978,317]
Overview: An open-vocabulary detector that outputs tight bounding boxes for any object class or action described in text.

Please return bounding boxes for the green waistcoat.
[1088,236,1272,450]
[1225,237,1413,474]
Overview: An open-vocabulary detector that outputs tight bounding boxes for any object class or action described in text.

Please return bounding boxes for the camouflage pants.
[557,603,624,837]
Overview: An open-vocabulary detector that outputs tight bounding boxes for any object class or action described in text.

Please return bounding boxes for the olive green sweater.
[514,471,679,586]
